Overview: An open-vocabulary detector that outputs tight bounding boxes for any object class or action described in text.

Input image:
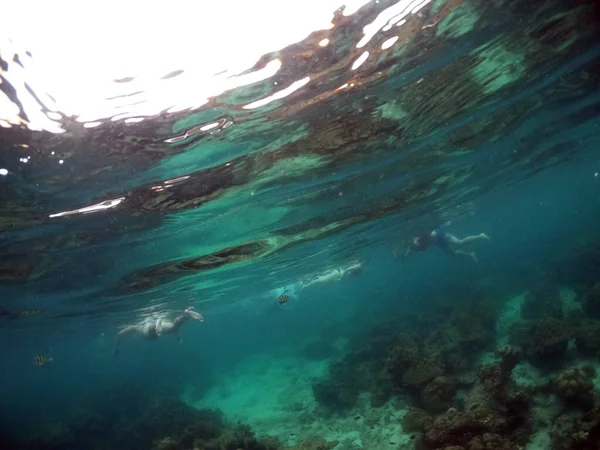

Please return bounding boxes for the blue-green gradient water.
[1,0,600,448]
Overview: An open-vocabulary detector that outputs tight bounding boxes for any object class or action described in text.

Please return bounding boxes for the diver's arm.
[163,316,186,334]
[300,278,318,290]
[162,309,203,335]
[114,326,135,355]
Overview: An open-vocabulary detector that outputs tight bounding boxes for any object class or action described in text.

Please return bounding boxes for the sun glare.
[0,0,374,132]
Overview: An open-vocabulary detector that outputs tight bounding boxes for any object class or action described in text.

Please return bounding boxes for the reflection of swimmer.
[0,307,42,320]
[20,309,41,318]
[300,261,365,290]
[114,307,204,355]
[396,223,489,263]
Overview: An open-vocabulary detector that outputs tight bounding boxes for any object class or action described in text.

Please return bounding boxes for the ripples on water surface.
[1,0,600,446]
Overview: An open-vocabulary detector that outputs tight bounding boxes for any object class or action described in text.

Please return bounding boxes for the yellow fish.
[278,294,289,305]
[33,355,53,367]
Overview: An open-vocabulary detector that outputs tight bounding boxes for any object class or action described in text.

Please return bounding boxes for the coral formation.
[15,391,283,450]
[466,345,523,413]
[521,284,563,321]
[312,284,502,422]
[386,333,420,380]
[554,366,595,408]
[582,283,600,319]
[311,376,359,410]
[418,409,496,449]
[550,411,583,450]
[402,358,445,386]
[520,317,572,367]
[465,433,520,450]
[575,323,600,356]
[312,326,397,410]
[550,408,600,450]
[402,407,433,433]
[421,376,457,412]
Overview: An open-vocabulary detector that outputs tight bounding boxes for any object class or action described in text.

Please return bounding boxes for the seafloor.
[13,240,600,450]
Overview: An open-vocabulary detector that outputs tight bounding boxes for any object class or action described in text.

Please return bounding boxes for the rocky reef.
[9,387,337,450]
[312,286,500,414]
[308,262,600,450]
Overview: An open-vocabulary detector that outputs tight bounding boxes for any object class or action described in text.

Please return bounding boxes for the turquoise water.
[1,0,600,449]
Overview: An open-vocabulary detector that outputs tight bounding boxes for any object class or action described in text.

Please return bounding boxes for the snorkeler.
[300,261,365,290]
[397,224,489,262]
[113,307,204,355]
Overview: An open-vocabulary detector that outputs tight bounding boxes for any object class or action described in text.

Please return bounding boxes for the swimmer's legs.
[446,233,489,246]
[454,249,478,263]
[441,246,478,263]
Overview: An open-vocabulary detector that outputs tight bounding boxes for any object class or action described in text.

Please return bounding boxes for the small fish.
[33,355,53,367]
[277,287,291,305]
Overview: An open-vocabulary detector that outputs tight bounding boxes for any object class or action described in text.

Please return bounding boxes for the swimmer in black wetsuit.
[398,224,490,262]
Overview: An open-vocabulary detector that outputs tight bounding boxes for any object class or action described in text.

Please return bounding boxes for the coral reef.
[418,409,497,449]
[386,333,420,381]
[521,283,563,321]
[554,366,595,408]
[550,411,583,450]
[402,358,445,387]
[582,283,600,319]
[421,376,457,412]
[465,433,520,450]
[402,407,433,433]
[575,323,600,356]
[312,326,397,410]
[15,390,282,450]
[311,375,360,410]
[510,317,573,368]
[465,346,523,413]
[550,408,600,450]
[313,284,500,415]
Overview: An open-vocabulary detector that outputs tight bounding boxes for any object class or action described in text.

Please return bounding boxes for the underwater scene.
[1,0,600,449]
